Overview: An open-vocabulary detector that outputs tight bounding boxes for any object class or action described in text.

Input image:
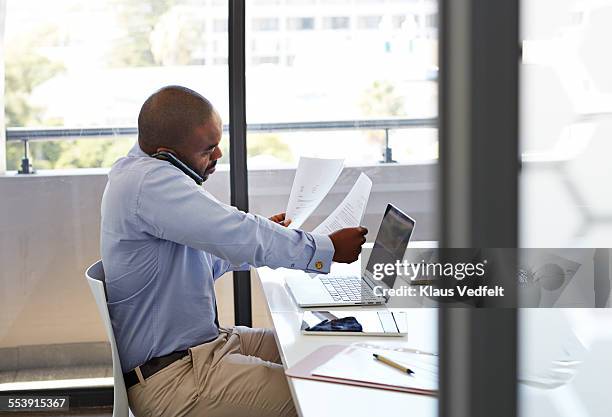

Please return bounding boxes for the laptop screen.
[364,204,415,289]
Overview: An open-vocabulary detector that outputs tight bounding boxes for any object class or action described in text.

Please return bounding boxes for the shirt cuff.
[305,233,335,274]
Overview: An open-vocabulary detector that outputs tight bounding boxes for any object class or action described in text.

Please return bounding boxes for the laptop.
[286,204,416,307]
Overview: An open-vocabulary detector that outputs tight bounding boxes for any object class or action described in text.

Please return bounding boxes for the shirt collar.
[128,142,149,158]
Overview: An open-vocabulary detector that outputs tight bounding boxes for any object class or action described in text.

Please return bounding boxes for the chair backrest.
[86,261,130,417]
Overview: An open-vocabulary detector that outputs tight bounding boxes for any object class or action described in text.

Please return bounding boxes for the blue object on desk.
[306,316,363,332]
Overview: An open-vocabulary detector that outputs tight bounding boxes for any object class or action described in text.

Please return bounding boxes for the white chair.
[86,261,134,417]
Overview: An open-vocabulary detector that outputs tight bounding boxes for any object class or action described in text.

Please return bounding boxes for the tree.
[150,6,206,66]
[360,80,405,118]
[53,137,134,169]
[359,80,405,150]
[4,0,174,170]
[4,28,65,170]
[217,134,293,165]
[248,134,293,163]
[5,38,65,126]
[108,0,177,67]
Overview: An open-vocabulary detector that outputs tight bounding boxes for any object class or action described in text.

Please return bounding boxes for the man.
[100,85,367,417]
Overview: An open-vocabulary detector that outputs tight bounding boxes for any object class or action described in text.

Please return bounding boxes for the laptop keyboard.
[318,276,383,304]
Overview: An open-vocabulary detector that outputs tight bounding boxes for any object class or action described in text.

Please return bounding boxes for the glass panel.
[245,0,439,327]
[520,1,612,416]
[4,0,229,171]
[0,0,231,389]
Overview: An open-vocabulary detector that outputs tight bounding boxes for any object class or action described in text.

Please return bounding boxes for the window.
[251,55,281,65]
[251,17,280,31]
[245,0,439,241]
[4,0,229,172]
[520,1,612,416]
[1,0,232,387]
[323,16,350,30]
[357,15,382,30]
[287,17,315,31]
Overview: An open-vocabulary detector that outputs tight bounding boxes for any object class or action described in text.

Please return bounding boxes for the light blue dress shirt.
[100,144,334,372]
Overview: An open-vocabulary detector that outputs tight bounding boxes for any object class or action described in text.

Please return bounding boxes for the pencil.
[373,353,415,375]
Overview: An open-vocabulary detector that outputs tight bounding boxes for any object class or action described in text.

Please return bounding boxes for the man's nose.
[212,146,222,161]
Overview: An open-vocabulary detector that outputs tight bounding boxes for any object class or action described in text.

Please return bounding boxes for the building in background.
[4,0,439,169]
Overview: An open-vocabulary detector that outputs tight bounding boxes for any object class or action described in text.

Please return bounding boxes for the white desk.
[256,244,612,417]
[255,243,438,417]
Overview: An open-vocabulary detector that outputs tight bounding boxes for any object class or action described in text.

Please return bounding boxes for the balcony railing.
[5,118,438,173]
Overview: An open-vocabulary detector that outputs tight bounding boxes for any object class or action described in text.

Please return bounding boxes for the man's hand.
[269,212,291,227]
[329,227,368,263]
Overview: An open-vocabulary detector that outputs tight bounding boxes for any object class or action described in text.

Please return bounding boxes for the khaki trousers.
[127,327,297,417]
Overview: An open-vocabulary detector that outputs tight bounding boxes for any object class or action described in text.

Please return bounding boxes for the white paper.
[286,157,344,229]
[312,173,372,235]
[311,346,438,392]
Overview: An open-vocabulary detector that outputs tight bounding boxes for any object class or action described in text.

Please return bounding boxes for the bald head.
[138,86,214,155]
[137,86,224,183]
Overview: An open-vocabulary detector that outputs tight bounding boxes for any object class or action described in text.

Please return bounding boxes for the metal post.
[439,1,519,417]
[228,0,252,327]
[18,138,34,174]
[380,128,396,163]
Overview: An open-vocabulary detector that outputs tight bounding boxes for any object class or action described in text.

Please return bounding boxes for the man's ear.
[155,146,176,155]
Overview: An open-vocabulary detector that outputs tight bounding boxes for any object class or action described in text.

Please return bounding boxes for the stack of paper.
[285,157,373,233]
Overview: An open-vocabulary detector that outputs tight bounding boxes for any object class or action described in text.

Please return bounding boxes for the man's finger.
[269,213,287,223]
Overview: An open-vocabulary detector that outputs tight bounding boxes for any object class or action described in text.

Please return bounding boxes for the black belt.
[124,300,220,389]
[124,349,189,389]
